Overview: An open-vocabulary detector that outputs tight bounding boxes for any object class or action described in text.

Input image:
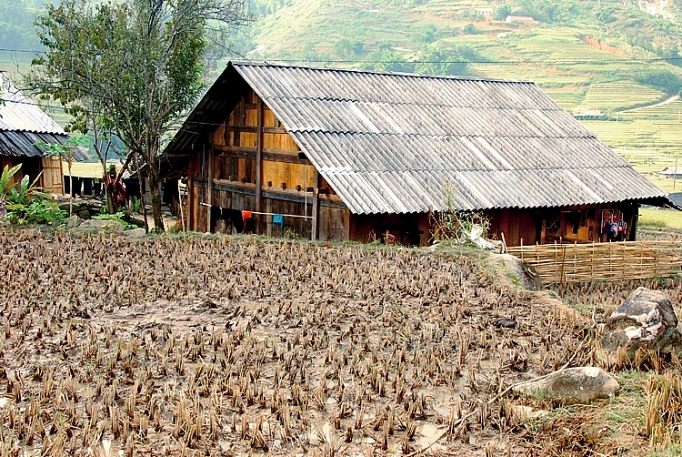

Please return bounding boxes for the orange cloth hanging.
[241,210,253,225]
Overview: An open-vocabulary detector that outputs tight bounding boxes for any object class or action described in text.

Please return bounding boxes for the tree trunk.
[69,174,73,217]
[148,170,165,232]
[101,159,115,214]
[105,190,115,215]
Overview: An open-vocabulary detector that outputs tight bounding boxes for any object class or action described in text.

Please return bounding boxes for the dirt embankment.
[581,36,629,58]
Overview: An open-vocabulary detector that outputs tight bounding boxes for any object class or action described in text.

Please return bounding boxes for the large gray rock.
[601,287,682,356]
[75,219,125,234]
[124,228,147,238]
[513,367,619,404]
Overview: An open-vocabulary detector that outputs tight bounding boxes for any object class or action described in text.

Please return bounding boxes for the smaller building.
[0,72,70,194]
[506,15,535,23]
[657,166,682,179]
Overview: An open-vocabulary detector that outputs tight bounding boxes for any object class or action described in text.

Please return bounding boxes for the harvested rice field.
[0,228,680,456]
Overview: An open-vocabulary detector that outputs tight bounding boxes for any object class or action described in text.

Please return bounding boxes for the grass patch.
[640,208,682,230]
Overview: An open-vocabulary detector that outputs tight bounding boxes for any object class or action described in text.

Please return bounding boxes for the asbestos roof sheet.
[0,72,67,157]
[164,62,668,214]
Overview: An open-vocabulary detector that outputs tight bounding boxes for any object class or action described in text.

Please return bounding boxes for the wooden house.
[161,62,669,246]
[0,72,70,194]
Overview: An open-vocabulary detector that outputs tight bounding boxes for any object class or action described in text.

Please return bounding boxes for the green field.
[639,207,682,229]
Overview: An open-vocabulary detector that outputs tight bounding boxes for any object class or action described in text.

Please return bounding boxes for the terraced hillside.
[246,0,682,191]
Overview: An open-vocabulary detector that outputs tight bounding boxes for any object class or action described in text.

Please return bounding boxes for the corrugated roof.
[164,62,668,214]
[0,72,67,157]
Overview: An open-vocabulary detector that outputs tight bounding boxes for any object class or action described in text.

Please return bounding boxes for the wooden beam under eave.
[312,169,320,241]
[207,146,214,232]
[255,97,264,233]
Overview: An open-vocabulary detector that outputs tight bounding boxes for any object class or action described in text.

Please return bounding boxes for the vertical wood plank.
[311,169,319,241]
[207,147,214,232]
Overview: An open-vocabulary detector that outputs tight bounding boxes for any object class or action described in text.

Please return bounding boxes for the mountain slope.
[243,0,682,191]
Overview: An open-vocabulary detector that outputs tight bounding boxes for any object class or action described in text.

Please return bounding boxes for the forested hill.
[0,0,46,51]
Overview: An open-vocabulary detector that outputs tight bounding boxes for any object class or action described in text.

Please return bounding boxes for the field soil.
[0,228,678,456]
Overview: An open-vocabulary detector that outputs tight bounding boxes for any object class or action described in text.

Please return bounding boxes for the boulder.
[600,287,682,356]
[491,253,543,291]
[124,228,147,238]
[512,367,619,404]
[78,209,91,220]
[75,219,125,234]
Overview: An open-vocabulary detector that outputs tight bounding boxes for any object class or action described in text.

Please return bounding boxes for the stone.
[66,215,81,228]
[78,209,91,219]
[491,318,517,329]
[58,202,81,213]
[124,228,147,238]
[491,253,543,290]
[512,366,620,404]
[75,219,125,234]
[600,287,682,356]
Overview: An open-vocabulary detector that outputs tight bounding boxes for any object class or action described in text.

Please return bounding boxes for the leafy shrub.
[462,23,477,35]
[0,164,65,226]
[4,200,65,225]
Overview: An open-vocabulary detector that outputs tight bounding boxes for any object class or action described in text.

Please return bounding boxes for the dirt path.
[616,94,680,114]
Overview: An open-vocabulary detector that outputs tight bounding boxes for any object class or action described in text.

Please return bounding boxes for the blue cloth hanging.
[272,213,284,230]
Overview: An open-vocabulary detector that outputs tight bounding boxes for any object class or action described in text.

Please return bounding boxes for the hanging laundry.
[241,210,253,227]
[272,213,284,230]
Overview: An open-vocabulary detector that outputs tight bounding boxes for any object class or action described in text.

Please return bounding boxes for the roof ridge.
[266,96,565,109]
[291,130,596,139]
[230,60,534,85]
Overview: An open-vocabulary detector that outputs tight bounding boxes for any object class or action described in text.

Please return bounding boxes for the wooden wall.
[41,156,63,194]
[486,204,639,247]
[187,88,347,240]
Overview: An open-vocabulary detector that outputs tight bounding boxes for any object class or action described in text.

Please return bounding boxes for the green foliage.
[0,164,21,203]
[635,69,682,95]
[3,170,45,207]
[0,164,65,226]
[38,137,89,163]
[494,5,512,21]
[92,212,138,230]
[416,45,483,76]
[462,23,477,35]
[4,200,65,225]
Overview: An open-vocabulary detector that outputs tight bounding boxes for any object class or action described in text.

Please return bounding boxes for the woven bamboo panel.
[507,241,682,284]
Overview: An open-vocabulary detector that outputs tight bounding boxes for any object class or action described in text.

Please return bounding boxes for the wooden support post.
[255,97,263,234]
[207,146,214,233]
[311,169,319,241]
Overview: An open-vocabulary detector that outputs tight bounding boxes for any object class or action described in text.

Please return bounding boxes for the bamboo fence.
[506,240,682,285]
